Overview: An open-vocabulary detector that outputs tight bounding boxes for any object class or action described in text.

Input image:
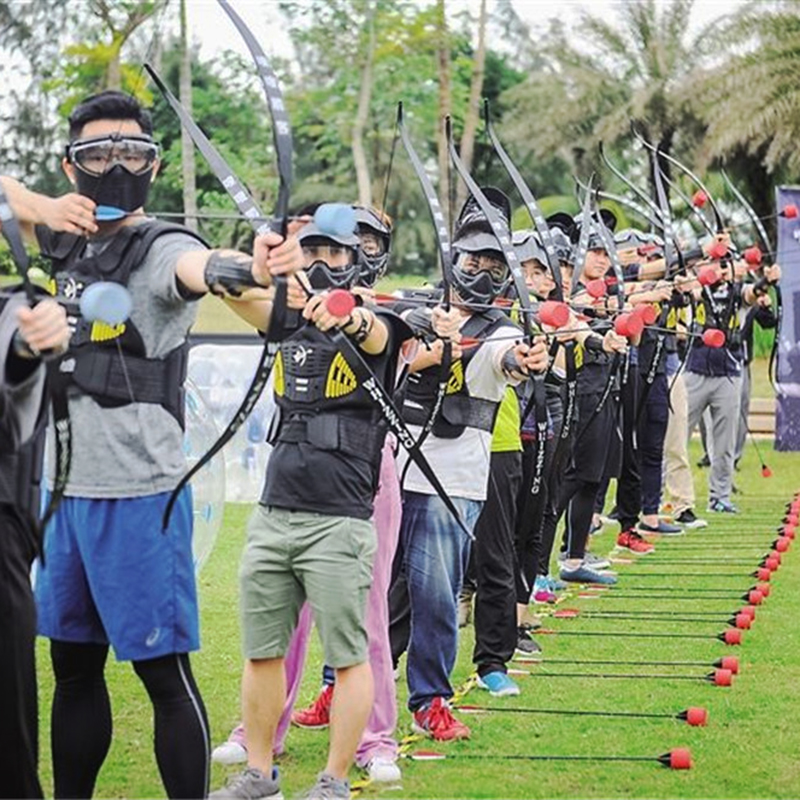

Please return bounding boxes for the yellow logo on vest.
[575,342,585,370]
[696,304,706,326]
[325,353,357,398]
[447,359,464,394]
[274,351,285,397]
[90,321,125,342]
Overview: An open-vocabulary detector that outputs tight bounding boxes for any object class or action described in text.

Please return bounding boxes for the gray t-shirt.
[46,223,206,498]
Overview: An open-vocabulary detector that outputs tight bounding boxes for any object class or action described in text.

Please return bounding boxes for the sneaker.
[708,499,739,514]
[305,772,349,800]
[516,630,543,656]
[559,563,618,585]
[546,574,568,591]
[617,529,655,554]
[638,520,684,535]
[366,756,401,783]
[212,739,248,766]
[583,551,612,569]
[412,697,471,741]
[477,670,521,697]
[558,551,610,569]
[209,767,282,800]
[291,684,333,729]
[697,454,711,468]
[675,509,708,529]
[532,575,556,604]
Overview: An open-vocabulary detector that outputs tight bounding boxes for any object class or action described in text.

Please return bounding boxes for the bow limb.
[149,57,290,530]
[631,124,725,235]
[396,102,453,453]
[599,141,665,234]
[446,117,551,495]
[0,182,71,529]
[154,37,470,536]
[483,100,564,302]
[721,168,782,390]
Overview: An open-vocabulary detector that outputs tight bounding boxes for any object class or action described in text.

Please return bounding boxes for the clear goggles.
[66,134,160,176]
[301,243,355,267]
[457,251,508,283]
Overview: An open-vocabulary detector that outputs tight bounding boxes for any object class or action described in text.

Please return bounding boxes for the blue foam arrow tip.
[95,205,127,221]
[79,282,133,326]
[313,203,356,238]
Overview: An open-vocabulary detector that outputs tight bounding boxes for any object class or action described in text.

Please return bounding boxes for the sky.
[187,0,743,63]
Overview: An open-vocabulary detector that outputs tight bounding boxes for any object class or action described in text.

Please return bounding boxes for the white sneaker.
[367,756,401,783]
[211,740,248,765]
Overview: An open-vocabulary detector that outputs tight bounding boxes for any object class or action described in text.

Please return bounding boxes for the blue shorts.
[34,489,200,662]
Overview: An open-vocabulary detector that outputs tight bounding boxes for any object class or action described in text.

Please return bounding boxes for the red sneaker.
[291,684,333,729]
[617,529,655,554]
[412,697,471,741]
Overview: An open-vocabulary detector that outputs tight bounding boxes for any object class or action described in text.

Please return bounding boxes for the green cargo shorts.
[239,505,376,667]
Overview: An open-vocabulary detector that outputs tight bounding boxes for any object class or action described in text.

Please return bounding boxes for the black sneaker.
[675,509,708,529]
[516,626,542,655]
[638,520,684,536]
[697,454,711,468]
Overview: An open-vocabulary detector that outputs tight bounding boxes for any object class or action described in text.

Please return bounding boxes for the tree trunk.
[179,0,198,232]
[352,1,376,208]
[455,0,487,210]
[107,36,123,90]
[436,0,452,218]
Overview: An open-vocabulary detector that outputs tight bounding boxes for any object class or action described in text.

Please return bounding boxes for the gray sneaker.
[209,767,282,800]
[305,772,350,799]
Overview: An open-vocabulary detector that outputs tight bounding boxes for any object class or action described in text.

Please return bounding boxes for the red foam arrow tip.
[734,614,751,630]
[744,246,763,267]
[702,329,725,348]
[707,241,729,260]
[553,608,580,618]
[762,465,773,478]
[540,300,570,328]
[713,668,733,686]
[756,582,771,597]
[325,289,356,319]
[692,190,708,208]
[722,629,743,645]
[781,204,798,219]
[683,707,708,727]
[585,278,607,299]
[746,590,764,605]
[667,748,693,770]
[718,656,740,674]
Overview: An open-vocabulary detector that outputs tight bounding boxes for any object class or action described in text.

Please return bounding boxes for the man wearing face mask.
[388,190,550,741]
[211,218,411,800]
[0,90,302,800]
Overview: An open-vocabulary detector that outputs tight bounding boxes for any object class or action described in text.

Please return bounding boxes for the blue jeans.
[400,491,482,711]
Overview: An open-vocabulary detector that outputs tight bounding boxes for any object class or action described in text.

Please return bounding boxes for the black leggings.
[50,641,209,799]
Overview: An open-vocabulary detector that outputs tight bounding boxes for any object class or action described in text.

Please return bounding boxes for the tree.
[455,0,487,210]
[501,0,713,191]
[698,0,800,232]
[178,0,198,232]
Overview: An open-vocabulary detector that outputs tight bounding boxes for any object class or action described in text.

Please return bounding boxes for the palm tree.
[700,0,800,174]
[501,0,714,190]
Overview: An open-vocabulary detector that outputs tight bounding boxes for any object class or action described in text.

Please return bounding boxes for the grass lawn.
[32,436,800,799]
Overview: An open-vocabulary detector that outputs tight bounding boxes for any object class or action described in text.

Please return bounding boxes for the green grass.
[33,439,800,798]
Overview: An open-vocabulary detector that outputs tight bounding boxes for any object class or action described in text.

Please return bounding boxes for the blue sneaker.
[546,574,568,591]
[476,671,521,697]
[559,563,618,585]
[708,499,739,514]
